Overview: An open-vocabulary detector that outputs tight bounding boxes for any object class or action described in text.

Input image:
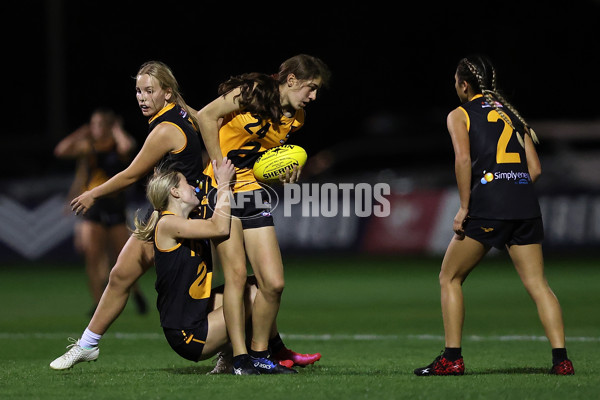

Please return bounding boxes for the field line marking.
[0,332,598,342]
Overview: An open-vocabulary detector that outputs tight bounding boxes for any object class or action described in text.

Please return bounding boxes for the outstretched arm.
[71,123,182,215]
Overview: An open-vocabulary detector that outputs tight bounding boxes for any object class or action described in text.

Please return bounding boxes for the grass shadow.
[476,367,548,375]
[164,366,213,375]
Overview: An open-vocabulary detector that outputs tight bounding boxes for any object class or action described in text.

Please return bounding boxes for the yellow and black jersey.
[203,109,305,192]
[460,94,541,220]
[149,103,206,187]
[153,211,213,330]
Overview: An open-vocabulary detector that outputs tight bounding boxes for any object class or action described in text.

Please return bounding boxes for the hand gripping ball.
[253,144,307,183]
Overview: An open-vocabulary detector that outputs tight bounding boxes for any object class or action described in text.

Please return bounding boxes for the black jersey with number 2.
[154,211,213,330]
[460,94,541,220]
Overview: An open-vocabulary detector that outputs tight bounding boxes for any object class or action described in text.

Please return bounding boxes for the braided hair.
[456,55,538,147]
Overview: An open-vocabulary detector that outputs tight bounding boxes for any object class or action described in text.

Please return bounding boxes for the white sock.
[79,328,102,349]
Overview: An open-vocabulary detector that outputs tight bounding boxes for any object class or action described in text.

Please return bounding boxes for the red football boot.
[414,354,465,376]
[272,347,321,367]
[550,359,574,375]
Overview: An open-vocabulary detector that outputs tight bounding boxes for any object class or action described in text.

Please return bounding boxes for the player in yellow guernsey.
[204,104,304,192]
[197,54,331,374]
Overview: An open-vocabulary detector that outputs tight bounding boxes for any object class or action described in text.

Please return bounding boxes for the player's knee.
[438,270,449,286]
[107,263,138,289]
[260,276,285,299]
[439,270,462,288]
[226,266,250,288]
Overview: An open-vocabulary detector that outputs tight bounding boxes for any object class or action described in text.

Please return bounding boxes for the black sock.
[552,348,568,364]
[443,347,462,361]
[249,349,270,359]
[268,334,285,355]
[233,354,250,363]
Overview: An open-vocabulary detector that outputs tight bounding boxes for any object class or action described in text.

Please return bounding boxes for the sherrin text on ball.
[253,145,307,183]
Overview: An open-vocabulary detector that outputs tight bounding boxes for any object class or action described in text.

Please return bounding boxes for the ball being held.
[253,144,307,183]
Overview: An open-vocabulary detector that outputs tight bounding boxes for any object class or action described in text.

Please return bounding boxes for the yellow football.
[253,144,307,183]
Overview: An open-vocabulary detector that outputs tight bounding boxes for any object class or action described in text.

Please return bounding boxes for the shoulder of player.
[156,212,187,234]
[147,122,185,146]
[447,107,466,122]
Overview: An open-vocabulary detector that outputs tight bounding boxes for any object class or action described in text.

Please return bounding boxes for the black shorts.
[161,285,223,362]
[463,217,544,250]
[163,322,209,362]
[203,178,274,230]
[83,196,127,227]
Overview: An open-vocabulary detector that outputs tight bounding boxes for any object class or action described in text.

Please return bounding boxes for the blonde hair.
[457,55,538,147]
[136,61,201,130]
[132,167,181,242]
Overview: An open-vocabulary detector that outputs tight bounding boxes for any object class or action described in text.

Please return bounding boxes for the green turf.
[0,254,598,399]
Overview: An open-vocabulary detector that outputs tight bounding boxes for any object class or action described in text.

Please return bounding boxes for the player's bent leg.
[202,306,229,359]
[87,237,153,335]
[110,223,148,315]
[439,235,487,348]
[50,237,153,370]
[509,244,566,348]
[414,236,486,376]
[80,221,110,307]
[508,244,573,373]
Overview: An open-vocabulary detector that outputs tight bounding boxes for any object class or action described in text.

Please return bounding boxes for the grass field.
[0,254,598,399]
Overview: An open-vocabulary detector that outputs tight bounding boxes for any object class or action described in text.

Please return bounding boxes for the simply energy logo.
[480,170,531,185]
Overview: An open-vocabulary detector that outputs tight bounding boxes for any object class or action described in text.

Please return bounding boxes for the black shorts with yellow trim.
[463,217,544,250]
[163,321,209,362]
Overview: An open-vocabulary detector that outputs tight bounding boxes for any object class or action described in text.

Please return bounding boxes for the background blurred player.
[54,109,147,316]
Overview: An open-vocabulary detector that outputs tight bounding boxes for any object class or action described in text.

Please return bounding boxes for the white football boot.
[207,351,233,375]
[50,338,99,370]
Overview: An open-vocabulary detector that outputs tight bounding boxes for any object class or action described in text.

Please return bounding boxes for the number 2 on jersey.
[488,110,521,164]
[189,261,211,300]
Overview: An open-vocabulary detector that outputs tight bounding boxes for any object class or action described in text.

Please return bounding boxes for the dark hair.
[218,54,331,125]
[218,72,281,123]
[456,55,538,145]
[274,54,331,88]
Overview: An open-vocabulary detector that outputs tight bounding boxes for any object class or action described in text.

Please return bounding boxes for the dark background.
[4,1,600,183]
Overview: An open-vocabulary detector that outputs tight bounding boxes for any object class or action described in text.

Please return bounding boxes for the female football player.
[196,54,331,374]
[50,60,212,370]
[414,55,574,376]
[54,108,148,316]
[50,60,315,375]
